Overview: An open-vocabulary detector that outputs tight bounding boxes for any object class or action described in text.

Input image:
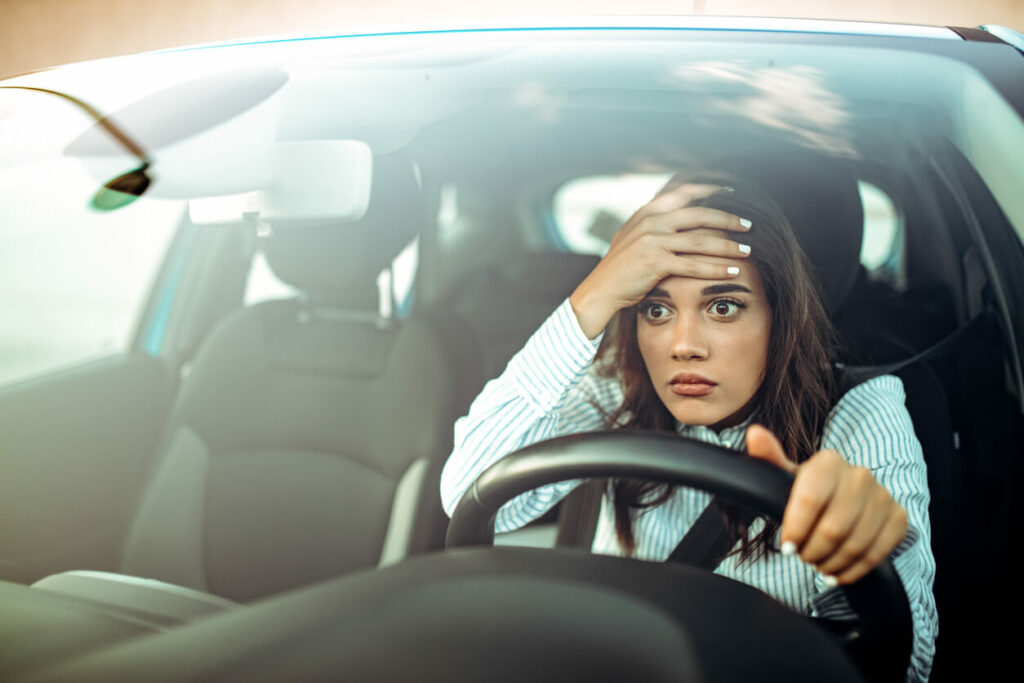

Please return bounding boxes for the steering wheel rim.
[446,430,913,683]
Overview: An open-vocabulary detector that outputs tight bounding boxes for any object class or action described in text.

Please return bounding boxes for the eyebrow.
[645,284,753,298]
[700,284,752,296]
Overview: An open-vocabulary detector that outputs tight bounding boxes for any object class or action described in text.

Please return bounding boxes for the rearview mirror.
[188,140,374,227]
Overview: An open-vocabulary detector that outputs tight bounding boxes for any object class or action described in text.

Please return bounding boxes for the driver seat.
[555,153,951,557]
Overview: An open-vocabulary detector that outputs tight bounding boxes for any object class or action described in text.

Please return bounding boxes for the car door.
[0,211,186,587]
[0,206,257,587]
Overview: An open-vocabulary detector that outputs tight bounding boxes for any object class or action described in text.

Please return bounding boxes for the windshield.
[3,27,1024,683]
[1,27,1022,384]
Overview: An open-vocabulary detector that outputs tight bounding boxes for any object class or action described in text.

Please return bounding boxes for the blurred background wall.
[1,0,1022,78]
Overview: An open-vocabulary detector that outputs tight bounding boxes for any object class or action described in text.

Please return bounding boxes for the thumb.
[745,424,798,474]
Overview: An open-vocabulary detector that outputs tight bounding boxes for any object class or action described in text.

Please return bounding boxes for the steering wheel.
[446,430,913,683]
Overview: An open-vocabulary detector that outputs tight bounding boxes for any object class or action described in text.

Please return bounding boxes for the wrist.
[569,284,614,339]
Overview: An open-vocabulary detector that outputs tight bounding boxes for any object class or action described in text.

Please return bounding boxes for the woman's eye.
[641,302,671,322]
[708,299,746,318]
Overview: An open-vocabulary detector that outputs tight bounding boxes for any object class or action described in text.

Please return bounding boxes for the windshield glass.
[1,28,1022,384]
[3,28,1024,683]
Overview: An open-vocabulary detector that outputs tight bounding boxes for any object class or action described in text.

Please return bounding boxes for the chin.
[661,394,748,430]
[664,403,729,428]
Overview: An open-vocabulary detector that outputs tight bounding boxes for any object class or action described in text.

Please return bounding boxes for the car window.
[858,181,902,283]
[244,250,300,305]
[0,91,181,387]
[551,174,672,255]
[0,196,180,387]
[954,65,1024,247]
[244,237,419,316]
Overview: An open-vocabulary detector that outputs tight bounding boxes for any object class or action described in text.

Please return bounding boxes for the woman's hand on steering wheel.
[569,183,753,339]
[746,424,910,586]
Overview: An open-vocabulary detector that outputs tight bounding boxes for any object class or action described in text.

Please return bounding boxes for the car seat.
[116,153,455,601]
[440,251,602,402]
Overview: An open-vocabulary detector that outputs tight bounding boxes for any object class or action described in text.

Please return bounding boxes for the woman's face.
[636,256,772,429]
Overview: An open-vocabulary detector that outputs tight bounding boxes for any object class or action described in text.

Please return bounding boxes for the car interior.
[1,28,1023,681]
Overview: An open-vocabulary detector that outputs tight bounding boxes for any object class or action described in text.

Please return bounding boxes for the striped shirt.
[441,298,938,682]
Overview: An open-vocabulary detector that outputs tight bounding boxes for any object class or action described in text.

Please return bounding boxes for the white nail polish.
[738,244,751,255]
[739,218,752,228]
[781,541,797,556]
[823,575,839,588]
[727,266,740,276]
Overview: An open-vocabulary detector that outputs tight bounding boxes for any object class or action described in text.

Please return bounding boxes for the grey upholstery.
[446,252,601,388]
[32,571,237,623]
[120,153,453,601]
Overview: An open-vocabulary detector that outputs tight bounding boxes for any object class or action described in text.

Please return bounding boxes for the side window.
[0,89,184,386]
[244,236,419,316]
[552,174,672,255]
[0,193,181,386]
[244,249,301,305]
[858,181,903,285]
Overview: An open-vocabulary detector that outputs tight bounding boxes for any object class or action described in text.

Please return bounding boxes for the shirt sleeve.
[817,374,938,682]
[439,299,623,532]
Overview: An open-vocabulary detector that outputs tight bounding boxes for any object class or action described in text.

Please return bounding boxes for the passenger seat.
[117,153,454,601]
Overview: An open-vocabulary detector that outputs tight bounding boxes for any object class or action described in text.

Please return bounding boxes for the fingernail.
[727,266,740,276]
[721,186,736,193]
[739,218,753,229]
[823,575,839,588]
[780,541,797,556]
[737,244,751,255]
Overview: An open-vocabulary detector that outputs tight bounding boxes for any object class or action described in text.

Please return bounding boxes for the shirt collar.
[674,414,754,452]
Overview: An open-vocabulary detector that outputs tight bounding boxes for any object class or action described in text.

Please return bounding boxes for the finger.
[745,424,797,474]
[799,466,878,568]
[814,485,891,576]
[779,450,843,554]
[640,206,752,235]
[658,230,751,259]
[834,505,909,585]
[655,254,742,280]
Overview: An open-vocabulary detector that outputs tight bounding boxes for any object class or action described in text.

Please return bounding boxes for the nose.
[670,313,709,361]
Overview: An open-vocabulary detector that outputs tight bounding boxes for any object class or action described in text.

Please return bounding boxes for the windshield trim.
[155,17,960,55]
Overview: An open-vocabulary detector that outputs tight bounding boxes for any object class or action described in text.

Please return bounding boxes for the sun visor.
[188,141,373,226]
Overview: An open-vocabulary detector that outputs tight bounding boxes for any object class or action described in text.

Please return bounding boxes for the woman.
[440,177,937,681]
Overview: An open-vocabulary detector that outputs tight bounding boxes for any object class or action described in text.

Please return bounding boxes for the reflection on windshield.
[672,62,857,158]
[512,82,565,124]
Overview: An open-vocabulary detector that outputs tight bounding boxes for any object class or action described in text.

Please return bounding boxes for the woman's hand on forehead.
[569,183,753,339]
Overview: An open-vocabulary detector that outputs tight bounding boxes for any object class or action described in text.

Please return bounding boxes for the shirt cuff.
[507,298,603,414]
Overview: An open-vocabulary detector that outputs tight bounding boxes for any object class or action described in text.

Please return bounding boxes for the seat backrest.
[120,154,453,601]
[443,251,601,397]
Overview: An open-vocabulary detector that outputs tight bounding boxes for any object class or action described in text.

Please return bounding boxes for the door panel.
[0,354,172,583]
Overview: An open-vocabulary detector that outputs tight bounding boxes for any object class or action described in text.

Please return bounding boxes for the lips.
[669,372,717,397]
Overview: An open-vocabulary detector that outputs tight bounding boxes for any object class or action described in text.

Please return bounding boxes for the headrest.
[702,152,864,312]
[494,252,602,298]
[262,152,423,309]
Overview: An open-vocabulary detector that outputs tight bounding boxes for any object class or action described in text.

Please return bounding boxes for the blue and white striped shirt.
[441,299,938,682]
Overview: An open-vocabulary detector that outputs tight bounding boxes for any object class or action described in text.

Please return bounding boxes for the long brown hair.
[598,172,841,560]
